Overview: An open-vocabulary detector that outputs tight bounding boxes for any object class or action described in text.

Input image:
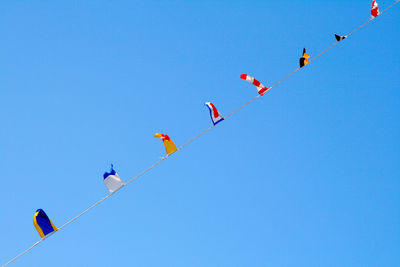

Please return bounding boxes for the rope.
[3,2,399,266]
[2,241,41,267]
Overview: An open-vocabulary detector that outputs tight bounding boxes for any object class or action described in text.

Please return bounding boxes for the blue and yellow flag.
[33,209,58,238]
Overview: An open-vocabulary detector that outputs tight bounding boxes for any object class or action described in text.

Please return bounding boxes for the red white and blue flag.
[240,74,269,95]
[205,102,224,125]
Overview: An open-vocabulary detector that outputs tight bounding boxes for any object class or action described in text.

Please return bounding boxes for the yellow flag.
[154,133,178,155]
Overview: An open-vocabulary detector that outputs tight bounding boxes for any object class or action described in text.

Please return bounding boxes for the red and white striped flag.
[240,74,269,95]
[371,0,380,18]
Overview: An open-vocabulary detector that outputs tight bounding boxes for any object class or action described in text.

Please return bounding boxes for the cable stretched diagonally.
[3,2,399,266]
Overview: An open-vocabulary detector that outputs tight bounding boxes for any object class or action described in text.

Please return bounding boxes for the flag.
[240,74,269,95]
[154,133,178,155]
[371,0,380,18]
[205,102,224,125]
[299,48,310,68]
[33,209,58,238]
[103,164,124,194]
[335,34,346,42]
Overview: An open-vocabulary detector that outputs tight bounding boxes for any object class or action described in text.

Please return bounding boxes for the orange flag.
[154,133,178,155]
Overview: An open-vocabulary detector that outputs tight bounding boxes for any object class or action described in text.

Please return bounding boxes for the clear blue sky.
[1,1,399,266]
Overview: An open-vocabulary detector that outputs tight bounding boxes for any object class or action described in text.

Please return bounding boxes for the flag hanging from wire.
[33,209,57,239]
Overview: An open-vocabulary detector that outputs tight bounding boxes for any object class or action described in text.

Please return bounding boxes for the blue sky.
[1,1,399,266]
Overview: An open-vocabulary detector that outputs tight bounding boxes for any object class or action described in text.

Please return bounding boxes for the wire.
[3,2,399,266]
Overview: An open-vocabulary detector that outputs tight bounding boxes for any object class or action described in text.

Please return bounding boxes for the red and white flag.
[371,0,380,18]
[240,74,269,95]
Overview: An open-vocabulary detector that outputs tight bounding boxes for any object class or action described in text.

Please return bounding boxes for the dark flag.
[335,34,346,42]
[299,48,310,68]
